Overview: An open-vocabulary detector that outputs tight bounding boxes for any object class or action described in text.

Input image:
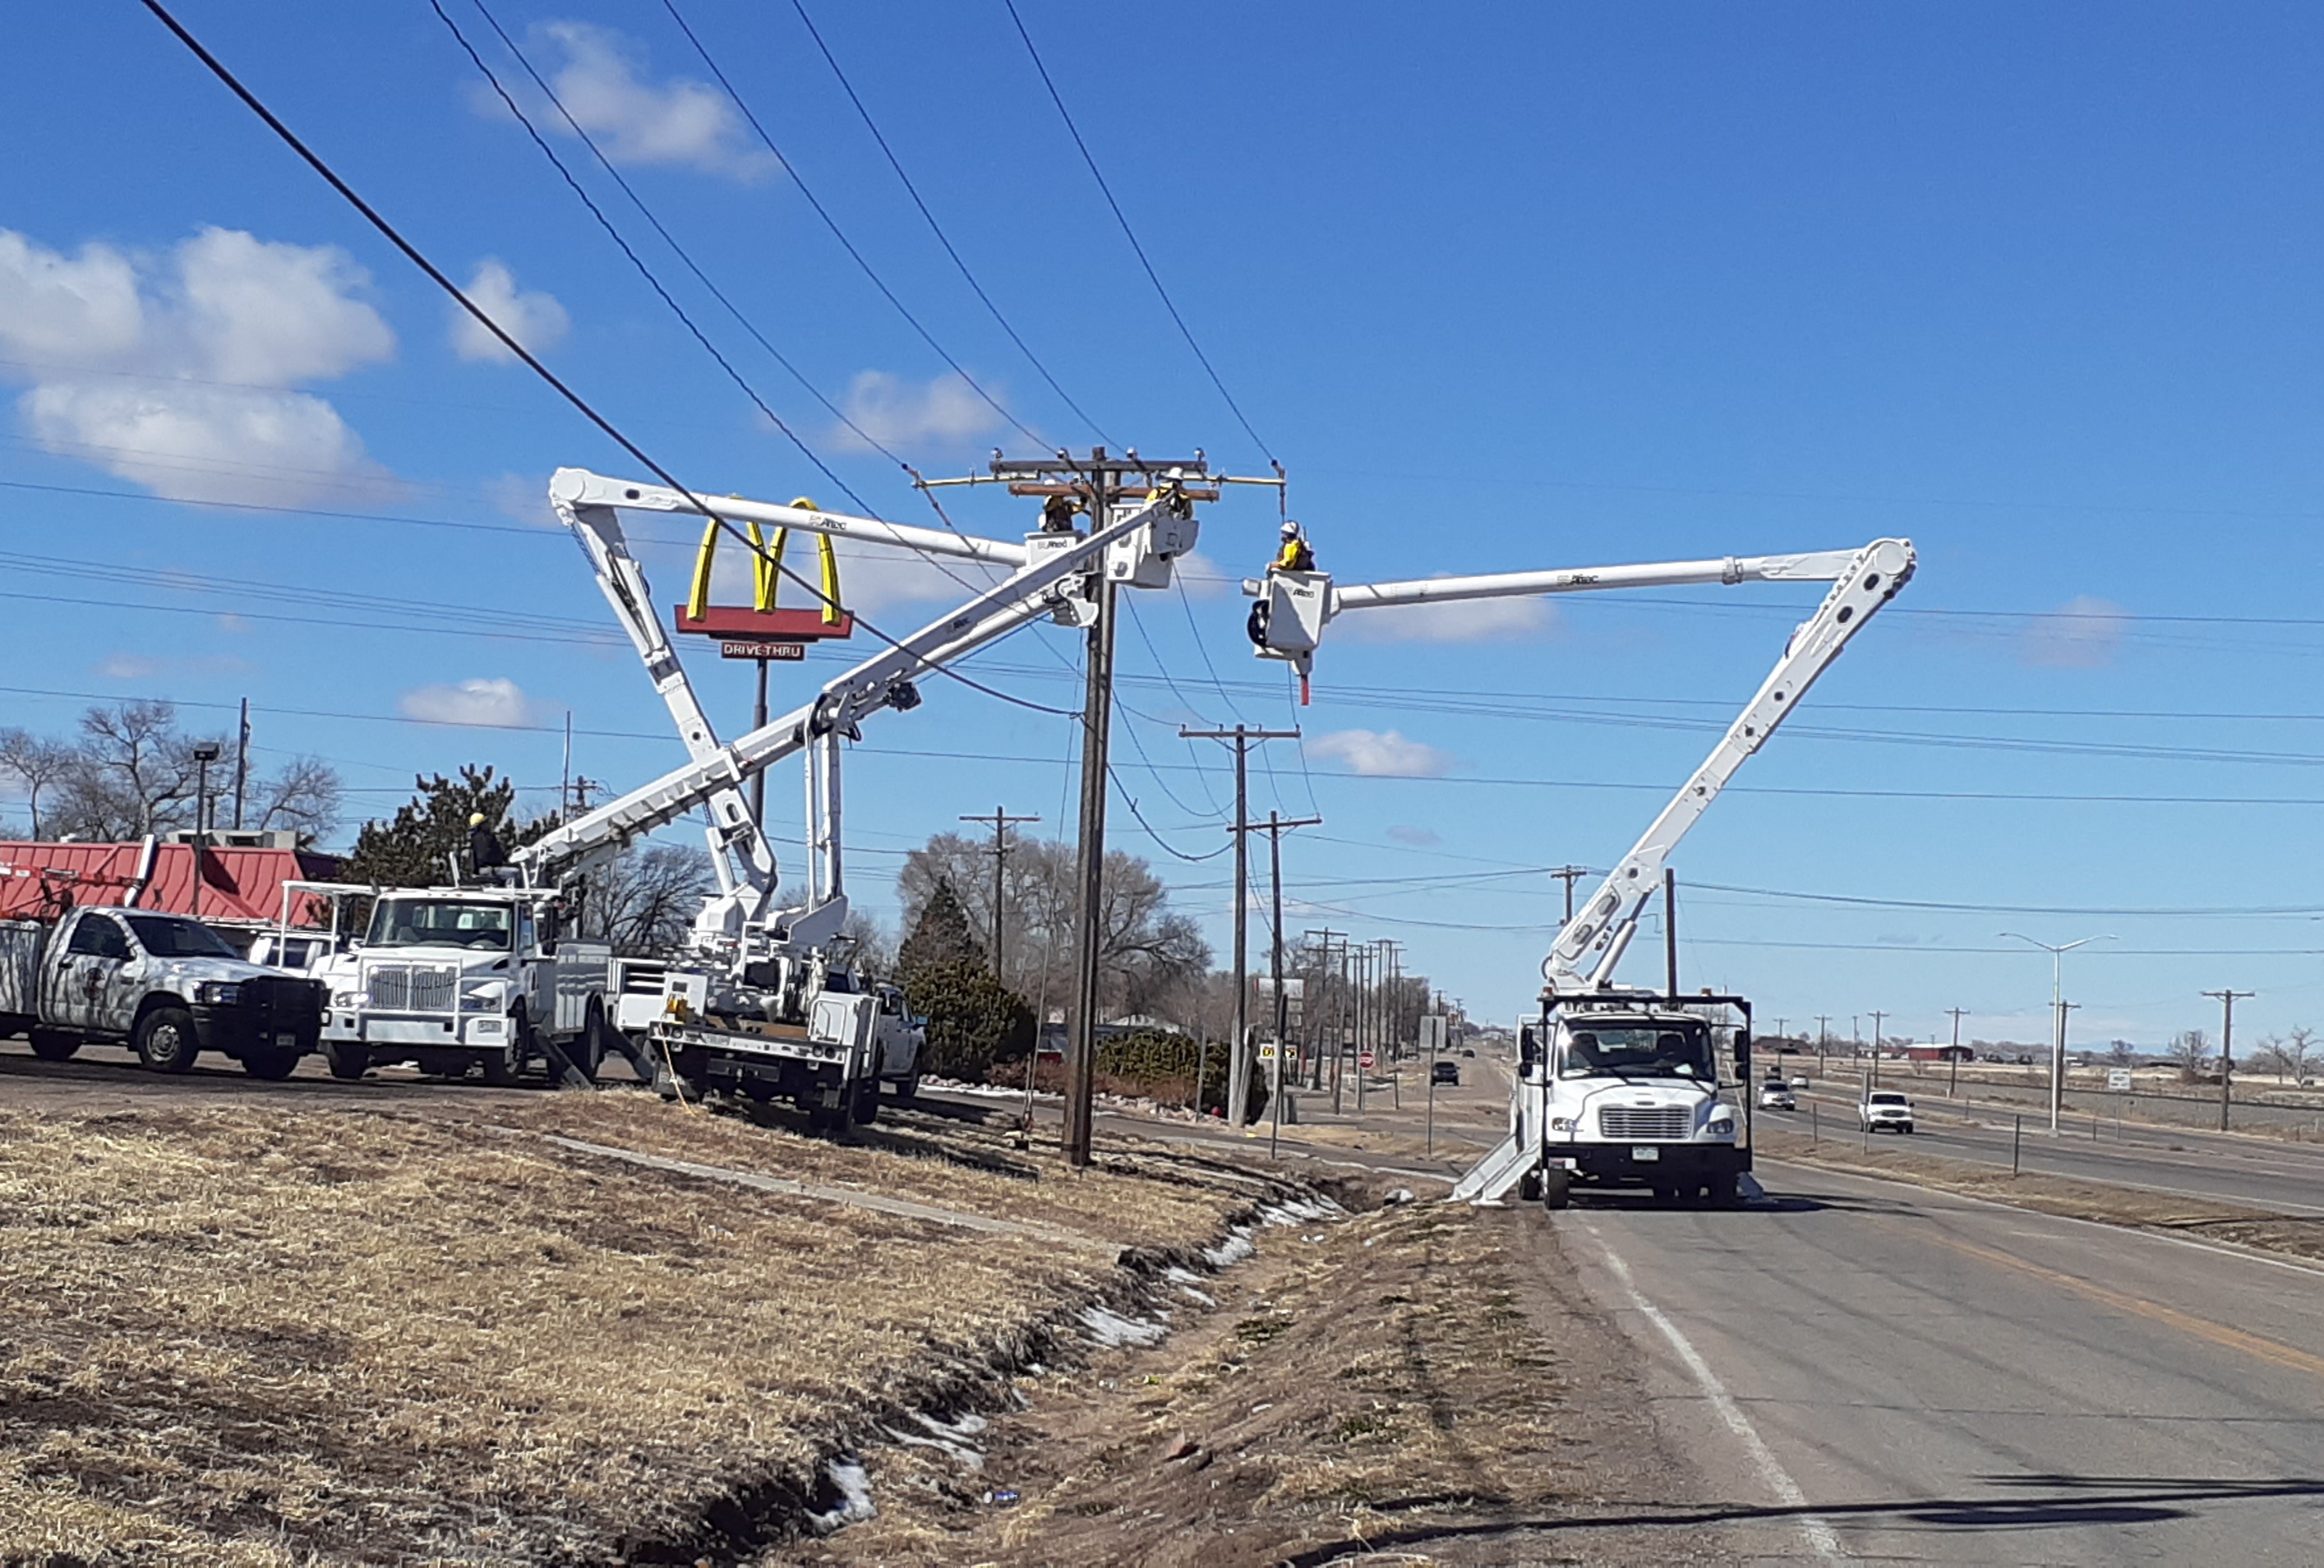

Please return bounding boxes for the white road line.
[1578,1220,1847,1565]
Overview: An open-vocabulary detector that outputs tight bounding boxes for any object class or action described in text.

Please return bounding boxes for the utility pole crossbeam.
[1182,725,1301,1128]
[2002,933,2114,1134]
[1547,865,1589,925]
[960,807,1040,987]
[2203,989,2254,1132]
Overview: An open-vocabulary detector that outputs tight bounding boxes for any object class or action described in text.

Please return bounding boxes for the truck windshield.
[122,915,237,958]
[1561,1021,1715,1081]
[366,900,513,951]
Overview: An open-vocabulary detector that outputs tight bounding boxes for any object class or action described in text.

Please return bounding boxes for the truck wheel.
[571,1003,607,1084]
[28,1030,80,1063]
[324,1040,370,1081]
[133,1006,201,1074]
[1706,1172,1741,1209]
[1540,1170,1572,1211]
[241,1047,301,1081]
[1517,1168,1542,1203]
[889,1068,921,1107]
[480,1045,521,1086]
[850,1072,882,1125]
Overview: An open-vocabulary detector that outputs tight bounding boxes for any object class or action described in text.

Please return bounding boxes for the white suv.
[1859,1089,1914,1133]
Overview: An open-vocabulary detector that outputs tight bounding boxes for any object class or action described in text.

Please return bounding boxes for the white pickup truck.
[0,906,325,1077]
[311,884,617,1085]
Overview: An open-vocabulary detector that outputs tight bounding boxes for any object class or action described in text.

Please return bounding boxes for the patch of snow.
[808,1456,876,1532]
[1202,1229,1256,1268]
[883,1423,985,1471]
[918,1410,989,1439]
[1079,1304,1169,1348]
[1258,1195,1339,1227]
[1178,1283,1217,1306]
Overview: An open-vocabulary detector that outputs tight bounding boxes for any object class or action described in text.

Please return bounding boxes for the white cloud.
[1386,824,1441,846]
[2022,594,2127,668]
[0,225,396,507]
[832,370,1003,453]
[399,678,535,727]
[1172,546,1234,600]
[1307,728,1456,778]
[1341,586,1558,643]
[475,22,776,181]
[451,260,569,364]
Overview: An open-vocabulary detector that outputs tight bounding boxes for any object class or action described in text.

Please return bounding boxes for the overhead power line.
[1000,0,1275,463]
[136,0,1075,722]
[778,0,1114,445]
[655,0,1046,449]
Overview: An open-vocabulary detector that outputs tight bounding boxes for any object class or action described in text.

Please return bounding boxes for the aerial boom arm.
[549,468,1028,570]
[515,493,1173,882]
[1541,537,1916,992]
[1328,548,1859,616]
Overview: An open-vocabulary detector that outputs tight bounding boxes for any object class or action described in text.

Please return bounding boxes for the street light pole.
[2001,933,2115,1133]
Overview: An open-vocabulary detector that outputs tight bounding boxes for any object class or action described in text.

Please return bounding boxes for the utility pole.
[1663,869,1679,996]
[1946,1007,1967,1098]
[1815,1015,1830,1079]
[190,741,221,919]
[1353,943,1371,1115]
[1182,725,1301,1127]
[960,806,1040,987]
[1548,865,1589,925]
[2204,988,2254,1132]
[1381,938,1404,1109]
[1254,810,1318,1155]
[1869,1009,1886,1090]
[2001,933,2114,1134]
[1303,927,1344,1098]
[231,696,250,832]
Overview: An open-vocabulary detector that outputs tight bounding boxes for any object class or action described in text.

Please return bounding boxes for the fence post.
[2013,1114,2022,1175]
[1811,1102,1819,1146]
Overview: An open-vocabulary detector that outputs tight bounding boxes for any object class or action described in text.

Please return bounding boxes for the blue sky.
[4,2,2322,1048]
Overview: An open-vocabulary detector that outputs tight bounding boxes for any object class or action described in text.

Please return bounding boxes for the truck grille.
[1599,1106,1690,1141]
[365,962,459,1013]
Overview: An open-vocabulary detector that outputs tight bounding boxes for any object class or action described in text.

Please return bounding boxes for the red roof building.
[0,840,339,926]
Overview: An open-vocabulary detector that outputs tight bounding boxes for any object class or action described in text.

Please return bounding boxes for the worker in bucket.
[467,811,508,883]
[1040,492,1081,534]
[1270,519,1316,574]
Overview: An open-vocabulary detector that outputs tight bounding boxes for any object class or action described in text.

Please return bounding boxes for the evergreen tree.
[903,959,1035,1081]
[897,877,984,976]
[339,766,551,889]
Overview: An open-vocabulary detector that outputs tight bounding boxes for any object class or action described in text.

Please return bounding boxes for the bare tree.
[54,702,218,838]
[245,755,342,844]
[2289,1026,2317,1084]
[2254,1026,2316,1084]
[0,728,78,838]
[587,844,714,956]
[838,909,894,980]
[2167,1027,2211,1082]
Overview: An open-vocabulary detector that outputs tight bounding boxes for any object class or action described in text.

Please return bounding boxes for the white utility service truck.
[1245,529,1916,1208]
[303,883,617,1086]
[514,465,1203,1124]
[1,904,325,1077]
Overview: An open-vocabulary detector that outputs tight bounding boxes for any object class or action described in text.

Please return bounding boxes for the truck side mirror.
[1519,1025,1542,1072]
[1734,1031,1752,1075]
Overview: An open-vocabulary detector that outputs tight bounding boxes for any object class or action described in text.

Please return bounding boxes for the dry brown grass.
[1757,1129,2324,1265]
[0,1092,1294,1566]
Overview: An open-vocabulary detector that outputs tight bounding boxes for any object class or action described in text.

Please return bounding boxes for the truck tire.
[1706,1172,1741,1209]
[324,1040,370,1081]
[134,1005,201,1074]
[482,1009,528,1086]
[28,1030,81,1063]
[1516,1168,1543,1203]
[850,1071,882,1125]
[571,1003,607,1084]
[1540,1169,1572,1211]
[241,1046,302,1081]
[888,1068,921,1107]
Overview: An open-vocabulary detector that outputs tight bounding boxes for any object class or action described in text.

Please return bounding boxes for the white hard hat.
[1280,520,1299,537]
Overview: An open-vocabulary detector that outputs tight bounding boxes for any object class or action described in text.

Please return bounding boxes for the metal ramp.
[1448,1132,1533,1206]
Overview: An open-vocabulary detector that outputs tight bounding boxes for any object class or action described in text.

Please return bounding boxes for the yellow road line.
[1913,1227,2324,1383]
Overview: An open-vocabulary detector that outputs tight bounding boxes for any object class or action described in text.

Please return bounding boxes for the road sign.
[2107,1068,2133,1092]
[720,640,806,661]
[1359,1050,1375,1069]
[1259,1042,1278,1059]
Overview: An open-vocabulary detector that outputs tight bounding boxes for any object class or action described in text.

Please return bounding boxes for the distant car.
[1460,1048,1475,1058]
[1860,1089,1914,1133]
[1757,1080,1796,1110]
[1430,1060,1460,1086]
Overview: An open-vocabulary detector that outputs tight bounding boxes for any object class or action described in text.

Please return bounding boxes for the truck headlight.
[1706,1114,1736,1138]
[460,981,508,1012]
[334,990,365,1007]
[196,981,242,1006]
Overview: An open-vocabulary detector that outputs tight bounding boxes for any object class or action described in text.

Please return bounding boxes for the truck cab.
[315,887,611,1084]
[1,906,324,1077]
[1515,998,1750,1209]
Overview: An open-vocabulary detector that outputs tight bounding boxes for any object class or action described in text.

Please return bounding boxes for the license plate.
[1632,1146,1659,1162]
[274,1033,298,1050]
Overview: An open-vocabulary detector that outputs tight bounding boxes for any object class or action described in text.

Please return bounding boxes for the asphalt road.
[1769,1087,2324,1215]
[1546,1160,2324,1565]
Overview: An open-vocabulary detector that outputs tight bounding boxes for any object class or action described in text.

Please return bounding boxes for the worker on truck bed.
[1270,519,1316,574]
[468,812,507,883]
